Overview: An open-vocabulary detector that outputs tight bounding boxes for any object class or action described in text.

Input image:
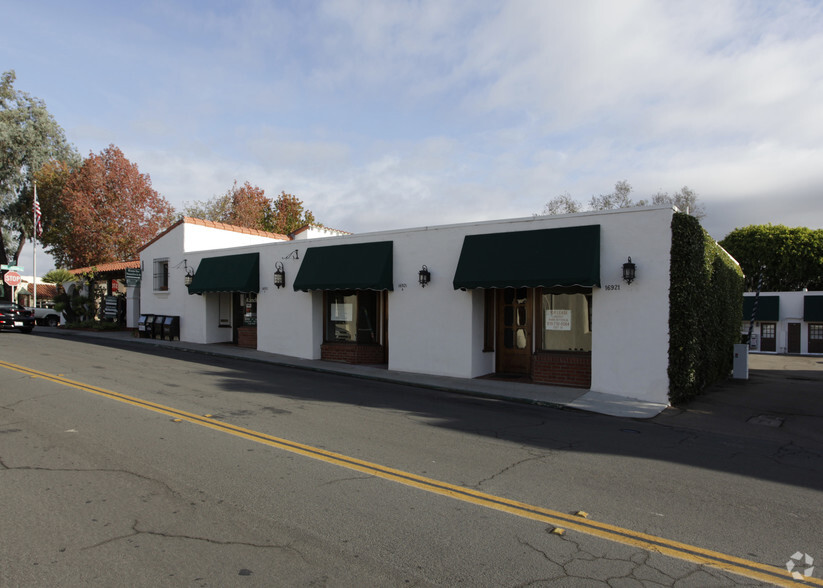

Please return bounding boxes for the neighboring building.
[14,278,58,308]
[742,291,823,354]
[139,206,689,405]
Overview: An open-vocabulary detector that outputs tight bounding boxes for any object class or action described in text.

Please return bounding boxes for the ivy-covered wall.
[669,213,744,404]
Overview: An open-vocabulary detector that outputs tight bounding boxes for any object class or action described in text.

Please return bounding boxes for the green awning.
[188,252,259,294]
[293,241,393,291]
[452,225,600,290]
[742,295,779,321]
[804,296,823,321]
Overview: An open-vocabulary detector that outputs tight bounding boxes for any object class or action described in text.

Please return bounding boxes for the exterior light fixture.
[274,262,285,289]
[418,265,431,287]
[622,257,636,285]
[183,259,194,288]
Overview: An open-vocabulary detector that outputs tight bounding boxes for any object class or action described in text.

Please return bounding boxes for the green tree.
[41,268,75,284]
[719,224,823,291]
[265,191,316,235]
[0,70,79,297]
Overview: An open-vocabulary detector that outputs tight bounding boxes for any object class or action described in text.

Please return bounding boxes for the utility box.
[163,316,179,341]
[138,314,153,338]
[733,344,749,379]
[155,316,167,339]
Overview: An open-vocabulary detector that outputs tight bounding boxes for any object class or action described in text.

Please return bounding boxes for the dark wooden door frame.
[496,287,532,375]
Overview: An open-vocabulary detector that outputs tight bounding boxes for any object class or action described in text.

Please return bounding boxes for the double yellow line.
[2,359,818,587]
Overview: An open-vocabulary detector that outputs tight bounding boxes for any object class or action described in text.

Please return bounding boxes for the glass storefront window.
[542,291,592,352]
[326,291,377,343]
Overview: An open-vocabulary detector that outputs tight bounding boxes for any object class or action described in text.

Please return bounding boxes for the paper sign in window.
[545,309,572,331]
[331,303,353,322]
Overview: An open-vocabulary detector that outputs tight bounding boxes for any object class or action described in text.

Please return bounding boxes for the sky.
[4,0,823,273]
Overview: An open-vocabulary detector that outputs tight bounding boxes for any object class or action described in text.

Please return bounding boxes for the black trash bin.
[137,314,152,338]
[155,316,167,340]
[163,316,179,341]
[146,315,160,339]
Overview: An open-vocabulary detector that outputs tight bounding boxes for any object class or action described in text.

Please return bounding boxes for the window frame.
[537,287,593,353]
[323,290,380,344]
[153,258,169,292]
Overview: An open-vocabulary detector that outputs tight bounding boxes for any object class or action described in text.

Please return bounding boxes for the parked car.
[25,306,61,327]
[0,302,36,333]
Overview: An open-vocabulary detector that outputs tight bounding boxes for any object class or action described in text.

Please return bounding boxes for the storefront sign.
[545,309,572,331]
[125,268,142,287]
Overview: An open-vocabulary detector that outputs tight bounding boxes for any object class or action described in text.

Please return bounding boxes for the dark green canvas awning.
[293,241,393,291]
[452,225,600,290]
[804,296,823,321]
[188,252,259,294]
[742,295,780,321]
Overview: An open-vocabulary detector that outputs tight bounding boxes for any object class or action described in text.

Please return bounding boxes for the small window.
[218,292,232,327]
[810,324,823,340]
[153,258,169,292]
[761,323,776,339]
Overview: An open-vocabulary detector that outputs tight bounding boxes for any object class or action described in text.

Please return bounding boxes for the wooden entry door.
[788,323,801,354]
[760,323,776,352]
[497,288,532,375]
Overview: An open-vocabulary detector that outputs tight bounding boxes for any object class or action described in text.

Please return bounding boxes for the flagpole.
[33,181,37,309]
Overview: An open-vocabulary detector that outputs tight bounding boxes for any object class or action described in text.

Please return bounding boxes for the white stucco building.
[742,291,823,354]
[139,207,682,405]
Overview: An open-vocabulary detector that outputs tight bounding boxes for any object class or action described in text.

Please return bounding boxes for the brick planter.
[237,326,257,349]
[321,342,386,364]
[532,351,591,388]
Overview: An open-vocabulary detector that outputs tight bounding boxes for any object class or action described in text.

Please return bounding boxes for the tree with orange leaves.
[49,145,175,268]
[184,184,318,235]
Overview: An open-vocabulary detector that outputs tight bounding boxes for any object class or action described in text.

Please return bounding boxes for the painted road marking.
[1,359,818,587]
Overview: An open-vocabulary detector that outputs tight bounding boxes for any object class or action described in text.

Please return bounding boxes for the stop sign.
[3,271,21,287]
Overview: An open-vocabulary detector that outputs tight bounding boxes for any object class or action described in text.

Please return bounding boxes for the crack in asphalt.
[510,530,771,587]
[0,462,180,497]
[79,519,308,561]
[476,449,552,488]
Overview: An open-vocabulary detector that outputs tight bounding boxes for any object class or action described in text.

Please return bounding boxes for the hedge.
[668,213,744,404]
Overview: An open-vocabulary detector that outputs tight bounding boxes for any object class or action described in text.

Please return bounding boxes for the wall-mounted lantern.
[274,262,286,289]
[183,259,194,288]
[622,257,636,285]
[418,265,431,287]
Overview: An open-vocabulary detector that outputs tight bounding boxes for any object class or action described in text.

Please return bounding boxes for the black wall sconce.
[418,265,431,287]
[183,259,194,287]
[274,261,285,289]
[622,256,636,285]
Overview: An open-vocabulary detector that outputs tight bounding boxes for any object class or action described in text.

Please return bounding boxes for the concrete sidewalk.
[35,327,669,419]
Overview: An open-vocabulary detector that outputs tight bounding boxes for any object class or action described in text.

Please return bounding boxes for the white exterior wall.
[743,291,823,354]
[139,221,288,343]
[141,207,676,404]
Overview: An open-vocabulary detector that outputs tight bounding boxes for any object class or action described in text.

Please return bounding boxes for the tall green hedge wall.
[669,213,744,404]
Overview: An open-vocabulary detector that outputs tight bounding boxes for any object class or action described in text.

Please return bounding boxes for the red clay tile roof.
[138,217,291,252]
[69,260,141,275]
[26,283,58,298]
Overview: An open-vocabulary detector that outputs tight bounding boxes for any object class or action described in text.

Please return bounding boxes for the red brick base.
[237,326,257,349]
[321,342,386,364]
[531,351,591,388]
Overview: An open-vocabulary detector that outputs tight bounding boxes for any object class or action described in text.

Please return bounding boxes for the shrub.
[668,213,744,404]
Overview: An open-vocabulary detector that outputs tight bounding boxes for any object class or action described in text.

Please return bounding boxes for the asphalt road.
[1,331,821,586]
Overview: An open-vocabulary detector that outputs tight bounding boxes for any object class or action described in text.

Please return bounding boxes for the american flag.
[34,186,42,237]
